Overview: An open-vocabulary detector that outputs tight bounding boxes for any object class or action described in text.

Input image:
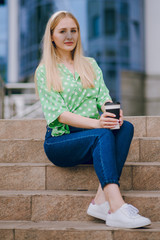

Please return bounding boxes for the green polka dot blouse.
[36,57,112,136]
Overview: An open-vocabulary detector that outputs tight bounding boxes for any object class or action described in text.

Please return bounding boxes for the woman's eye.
[60,30,65,33]
[71,29,76,33]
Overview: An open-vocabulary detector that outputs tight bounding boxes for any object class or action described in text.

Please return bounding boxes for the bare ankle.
[110,201,125,213]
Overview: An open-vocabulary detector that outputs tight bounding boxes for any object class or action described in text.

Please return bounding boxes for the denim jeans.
[44,120,134,189]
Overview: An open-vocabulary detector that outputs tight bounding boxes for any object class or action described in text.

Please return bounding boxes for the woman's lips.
[64,42,74,45]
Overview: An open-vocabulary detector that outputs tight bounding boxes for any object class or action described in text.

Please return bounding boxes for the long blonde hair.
[35,11,96,92]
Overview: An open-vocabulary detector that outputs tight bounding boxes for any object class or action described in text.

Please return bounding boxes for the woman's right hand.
[97,112,119,129]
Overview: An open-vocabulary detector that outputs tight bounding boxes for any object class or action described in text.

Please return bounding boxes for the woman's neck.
[56,50,73,64]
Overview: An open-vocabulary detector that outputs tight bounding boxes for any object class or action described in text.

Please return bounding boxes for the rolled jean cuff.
[102,179,120,189]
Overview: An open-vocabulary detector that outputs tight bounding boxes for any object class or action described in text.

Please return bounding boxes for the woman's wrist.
[92,119,100,129]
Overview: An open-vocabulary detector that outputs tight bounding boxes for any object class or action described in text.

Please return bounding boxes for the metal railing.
[0,76,41,119]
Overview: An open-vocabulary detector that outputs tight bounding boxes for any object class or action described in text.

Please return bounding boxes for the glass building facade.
[19,0,55,80]
[87,0,144,101]
[0,0,8,82]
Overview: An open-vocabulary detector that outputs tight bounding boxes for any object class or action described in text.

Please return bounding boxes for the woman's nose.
[66,31,72,39]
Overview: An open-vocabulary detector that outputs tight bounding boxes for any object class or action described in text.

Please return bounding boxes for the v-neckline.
[59,63,78,80]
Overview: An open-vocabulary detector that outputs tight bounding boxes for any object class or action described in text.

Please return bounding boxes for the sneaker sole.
[87,208,106,221]
[106,220,151,229]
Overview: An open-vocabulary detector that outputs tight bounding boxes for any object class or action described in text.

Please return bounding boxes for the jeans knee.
[96,128,114,140]
[123,120,134,136]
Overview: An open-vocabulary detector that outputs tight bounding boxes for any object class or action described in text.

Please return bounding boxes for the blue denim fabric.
[44,120,134,189]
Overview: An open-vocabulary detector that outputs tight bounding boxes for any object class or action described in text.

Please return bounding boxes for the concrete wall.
[144,0,160,115]
[121,71,145,116]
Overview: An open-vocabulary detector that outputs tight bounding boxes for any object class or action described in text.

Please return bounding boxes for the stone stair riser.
[1,138,160,163]
[0,138,139,163]
[0,193,159,222]
[0,140,48,163]
[140,139,160,162]
[1,117,160,139]
[15,229,112,240]
[0,164,159,191]
[14,229,160,240]
[0,166,45,190]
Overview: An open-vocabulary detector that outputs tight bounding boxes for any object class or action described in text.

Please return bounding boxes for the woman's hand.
[97,112,119,129]
[97,109,123,129]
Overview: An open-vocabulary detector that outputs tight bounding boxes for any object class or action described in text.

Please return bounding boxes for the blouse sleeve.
[90,59,112,110]
[36,65,69,128]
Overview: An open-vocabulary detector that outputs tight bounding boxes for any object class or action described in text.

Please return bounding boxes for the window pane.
[93,16,100,37]
[120,20,129,39]
[105,9,116,35]
[120,46,129,58]
[120,2,129,17]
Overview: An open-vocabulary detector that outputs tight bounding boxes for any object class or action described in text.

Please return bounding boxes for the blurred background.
[0,0,160,119]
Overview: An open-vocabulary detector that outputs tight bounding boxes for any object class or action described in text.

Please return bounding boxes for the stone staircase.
[0,116,160,240]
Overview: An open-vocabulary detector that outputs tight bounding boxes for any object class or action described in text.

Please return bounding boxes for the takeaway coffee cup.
[104,102,121,130]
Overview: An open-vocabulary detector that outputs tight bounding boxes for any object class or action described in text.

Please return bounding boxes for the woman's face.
[51,17,79,54]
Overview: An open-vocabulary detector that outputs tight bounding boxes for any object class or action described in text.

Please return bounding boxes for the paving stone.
[31,193,91,221]
[127,138,139,162]
[0,196,31,221]
[0,139,48,163]
[15,229,112,240]
[140,138,160,162]
[0,165,45,190]
[147,116,160,137]
[133,163,160,190]
[124,116,147,137]
[46,165,132,191]
[0,119,46,139]
[0,229,13,240]
[46,165,99,191]
[113,231,160,240]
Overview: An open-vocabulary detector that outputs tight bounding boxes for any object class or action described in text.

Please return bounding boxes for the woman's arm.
[58,111,118,129]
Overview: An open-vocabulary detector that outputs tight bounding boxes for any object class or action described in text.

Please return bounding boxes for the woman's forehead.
[55,17,77,29]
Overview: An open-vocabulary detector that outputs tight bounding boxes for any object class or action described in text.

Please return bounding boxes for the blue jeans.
[44,120,134,189]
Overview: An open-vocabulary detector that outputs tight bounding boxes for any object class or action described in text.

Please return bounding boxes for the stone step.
[0,190,159,222]
[0,139,48,164]
[0,162,159,191]
[1,137,160,163]
[1,116,160,140]
[0,220,160,240]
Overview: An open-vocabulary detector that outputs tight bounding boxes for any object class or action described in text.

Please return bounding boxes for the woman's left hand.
[119,109,123,127]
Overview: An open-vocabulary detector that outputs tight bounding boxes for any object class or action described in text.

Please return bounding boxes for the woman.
[35,11,151,228]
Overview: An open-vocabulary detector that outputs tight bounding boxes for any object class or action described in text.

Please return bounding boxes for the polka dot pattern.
[36,57,112,136]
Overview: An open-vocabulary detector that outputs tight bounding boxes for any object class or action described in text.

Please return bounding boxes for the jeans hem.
[102,180,120,189]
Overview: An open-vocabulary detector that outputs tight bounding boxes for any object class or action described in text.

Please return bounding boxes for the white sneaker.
[87,200,110,221]
[106,203,151,228]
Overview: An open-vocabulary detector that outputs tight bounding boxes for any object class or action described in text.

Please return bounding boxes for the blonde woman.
[35,11,151,228]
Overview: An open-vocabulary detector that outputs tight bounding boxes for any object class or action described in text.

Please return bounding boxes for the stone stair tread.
[0,189,159,197]
[1,136,160,141]
[1,221,160,240]
[0,161,159,167]
[0,220,159,231]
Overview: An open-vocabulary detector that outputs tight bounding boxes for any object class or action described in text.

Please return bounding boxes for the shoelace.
[123,204,139,217]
